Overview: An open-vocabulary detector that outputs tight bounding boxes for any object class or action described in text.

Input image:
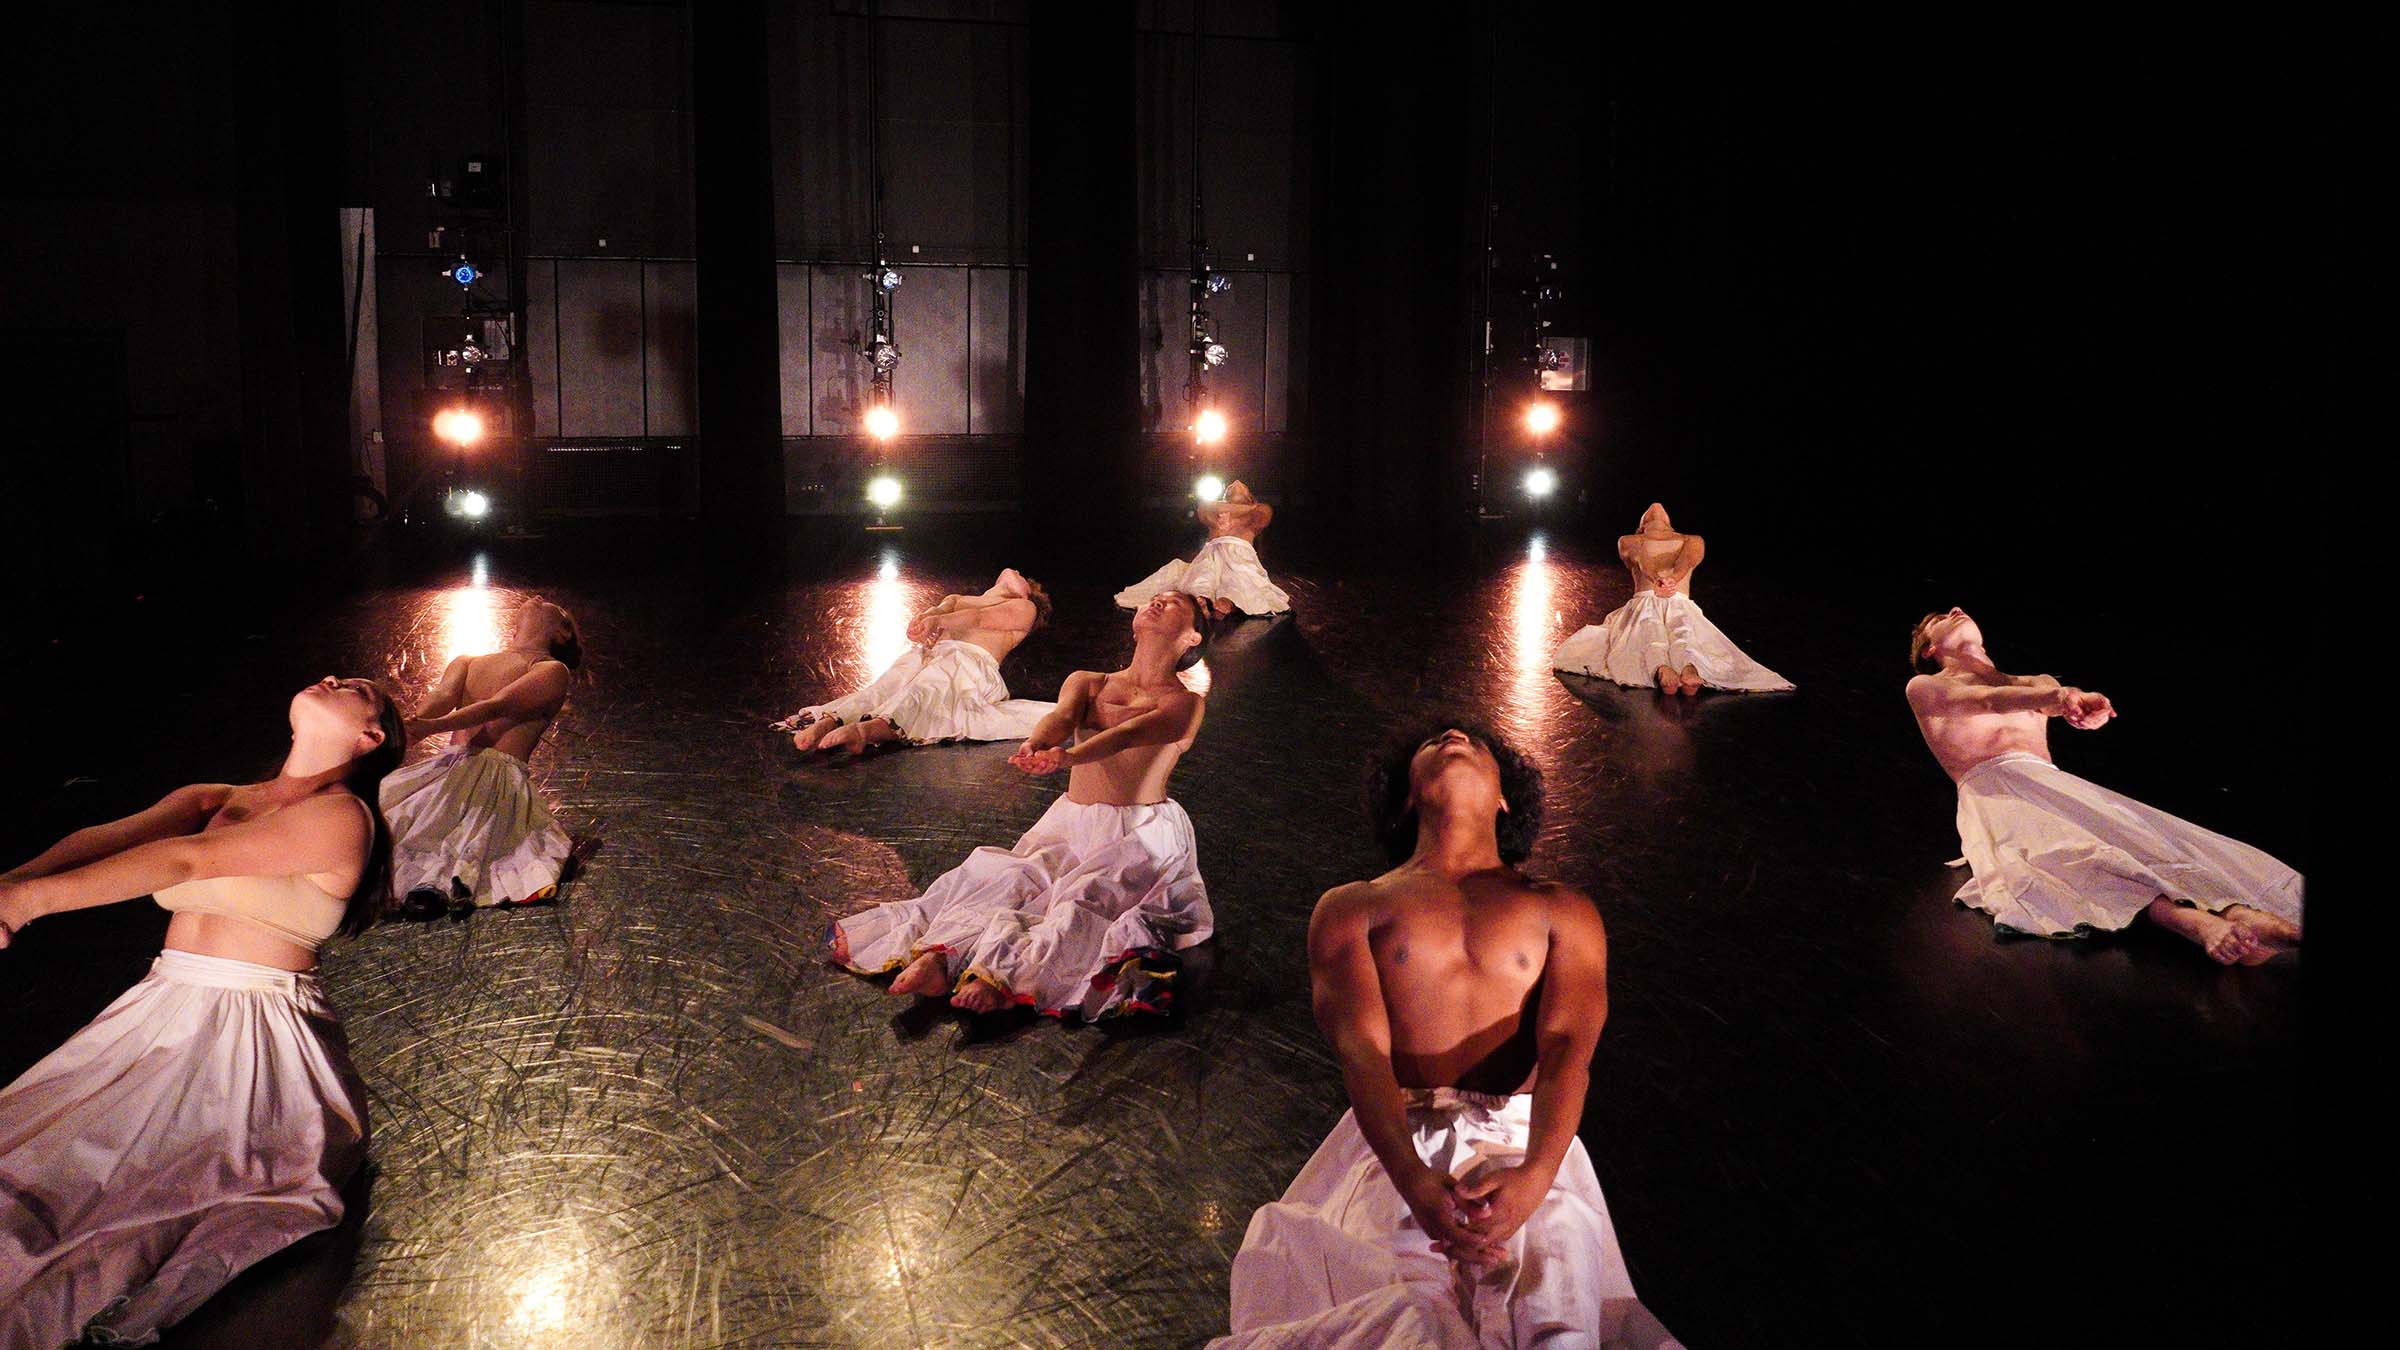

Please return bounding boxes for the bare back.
[1203,500,1273,543]
[1908,668,2059,781]
[1344,866,1569,1094]
[450,651,567,760]
[944,597,1037,663]
[1066,670,1197,806]
[1619,532,1697,596]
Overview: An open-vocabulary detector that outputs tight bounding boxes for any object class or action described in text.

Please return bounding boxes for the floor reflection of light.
[1503,541,1559,733]
[440,554,505,666]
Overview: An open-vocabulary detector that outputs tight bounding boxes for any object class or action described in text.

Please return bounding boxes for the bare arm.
[408,661,571,737]
[410,656,473,721]
[1908,674,2115,728]
[1658,534,1704,583]
[1,793,368,940]
[924,596,1035,636]
[1020,671,1099,754]
[1,783,230,884]
[1060,688,1202,766]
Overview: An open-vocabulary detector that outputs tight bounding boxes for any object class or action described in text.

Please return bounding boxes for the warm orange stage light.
[434,408,485,447]
[1524,401,1562,435]
[864,405,900,441]
[1194,408,1229,445]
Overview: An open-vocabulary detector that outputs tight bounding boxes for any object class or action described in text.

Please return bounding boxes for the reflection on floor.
[0,521,2304,1347]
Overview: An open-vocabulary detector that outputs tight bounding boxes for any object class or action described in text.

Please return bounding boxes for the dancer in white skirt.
[1117,479,1292,618]
[777,568,1056,754]
[1216,717,1678,1349]
[383,596,580,914]
[829,591,1217,1018]
[0,675,403,1347]
[1552,503,1791,695]
[1907,607,2303,963]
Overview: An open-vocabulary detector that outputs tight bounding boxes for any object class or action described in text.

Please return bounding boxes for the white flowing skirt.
[381,746,571,906]
[1213,1090,1680,1350]
[834,795,1213,1020]
[774,640,1056,745]
[0,950,366,1348]
[1551,593,1792,691]
[1953,752,2305,936]
[1117,536,1292,615]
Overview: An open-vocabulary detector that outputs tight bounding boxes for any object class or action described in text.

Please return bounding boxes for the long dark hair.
[1365,715,1546,866]
[337,684,408,936]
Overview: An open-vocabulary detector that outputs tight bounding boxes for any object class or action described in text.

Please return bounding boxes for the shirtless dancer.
[1552,502,1790,695]
[381,596,580,912]
[1215,718,1676,1347]
[827,591,1217,1019]
[779,569,1055,754]
[1907,608,2302,964]
[1116,479,1292,619]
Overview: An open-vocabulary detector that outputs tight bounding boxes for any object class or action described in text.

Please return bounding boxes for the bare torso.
[933,597,1034,664]
[1204,501,1272,543]
[1620,532,1696,597]
[449,651,565,760]
[162,785,356,972]
[1910,668,2059,781]
[1353,865,1561,1094]
[1066,671,1195,806]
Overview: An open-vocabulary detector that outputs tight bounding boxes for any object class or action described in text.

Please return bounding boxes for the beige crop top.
[151,795,366,952]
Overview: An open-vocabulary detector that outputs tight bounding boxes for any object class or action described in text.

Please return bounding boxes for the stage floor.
[1,519,2305,1347]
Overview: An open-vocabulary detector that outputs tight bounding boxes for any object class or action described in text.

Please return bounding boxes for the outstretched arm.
[1,783,230,885]
[1016,671,1098,756]
[1309,885,1488,1260]
[408,661,571,738]
[1058,688,1202,766]
[1907,674,2114,726]
[410,656,473,721]
[1455,889,1608,1252]
[1,793,368,945]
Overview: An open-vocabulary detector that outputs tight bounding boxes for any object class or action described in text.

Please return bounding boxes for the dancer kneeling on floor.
[778,568,1056,754]
[829,590,1216,1019]
[1907,607,2302,963]
[383,596,581,915]
[1116,479,1291,619]
[0,676,402,1348]
[1213,717,1679,1350]
[1552,502,1791,695]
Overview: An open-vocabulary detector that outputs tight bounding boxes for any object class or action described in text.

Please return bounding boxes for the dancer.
[1907,607,2303,963]
[776,568,1057,754]
[1552,502,1791,694]
[0,676,401,1347]
[828,591,1215,1019]
[1116,479,1291,618]
[1214,718,1678,1349]
[381,596,581,915]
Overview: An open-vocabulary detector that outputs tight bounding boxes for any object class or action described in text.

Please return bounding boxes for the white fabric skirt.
[1953,752,2305,936]
[0,950,366,1348]
[1117,535,1292,615]
[834,795,1213,1020]
[381,746,572,906]
[774,639,1056,745]
[1551,593,1792,691]
[1213,1090,1680,1350]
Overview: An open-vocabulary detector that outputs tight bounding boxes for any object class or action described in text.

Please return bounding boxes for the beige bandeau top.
[151,796,366,952]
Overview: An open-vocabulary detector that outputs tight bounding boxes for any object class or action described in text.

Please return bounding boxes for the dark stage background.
[0,1,2338,1343]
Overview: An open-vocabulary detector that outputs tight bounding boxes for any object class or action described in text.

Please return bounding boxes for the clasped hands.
[2059,688,2116,731]
[1400,1161,1548,1272]
[1007,738,1070,776]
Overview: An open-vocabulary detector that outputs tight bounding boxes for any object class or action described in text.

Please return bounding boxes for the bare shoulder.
[1905,672,1953,707]
[1529,877,1603,926]
[1307,878,1385,949]
[1058,669,1104,700]
[1615,534,1640,554]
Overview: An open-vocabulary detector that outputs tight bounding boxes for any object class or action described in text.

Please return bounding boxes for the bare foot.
[2144,897,2275,966]
[2223,904,2302,956]
[791,718,837,752]
[889,950,951,996]
[951,977,1011,1014]
[1656,665,1680,692]
[825,717,899,756]
[1679,664,1704,696]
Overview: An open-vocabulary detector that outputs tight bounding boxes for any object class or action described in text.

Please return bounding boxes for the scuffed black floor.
[1,517,2305,1347]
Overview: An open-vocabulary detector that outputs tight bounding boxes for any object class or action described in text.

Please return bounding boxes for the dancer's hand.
[2059,688,2116,730]
[1396,1166,1505,1269]
[1451,1162,1550,1256]
[1009,745,1068,776]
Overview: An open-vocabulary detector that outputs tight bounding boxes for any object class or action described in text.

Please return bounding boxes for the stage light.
[864,405,900,440]
[1195,474,1225,502]
[434,408,484,447]
[444,487,492,520]
[865,475,903,509]
[1523,466,1557,498]
[1206,272,1232,295]
[1194,408,1228,445]
[876,267,902,292]
[1203,343,1229,367]
[870,341,901,373]
[446,262,479,287]
[1524,401,1562,435]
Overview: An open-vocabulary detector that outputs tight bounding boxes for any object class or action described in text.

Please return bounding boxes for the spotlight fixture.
[433,407,484,447]
[876,267,903,292]
[1523,466,1557,498]
[865,475,903,509]
[1206,273,1232,295]
[1203,343,1229,367]
[864,405,900,441]
[1194,474,1226,502]
[870,340,901,373]
[1524,401,1562,435]
[1193,407,1228,446]
[444,487,492,519]
[446,261,480,287]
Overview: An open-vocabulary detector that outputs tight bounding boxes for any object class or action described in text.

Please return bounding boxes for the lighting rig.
[419,150,528,530]
[860,0,903,531]
[1184,5,1231,503]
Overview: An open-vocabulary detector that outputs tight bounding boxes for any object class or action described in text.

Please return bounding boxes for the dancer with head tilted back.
[1552,502,1791,695]
[1117,480,1292,619]
[776,568,1058,755]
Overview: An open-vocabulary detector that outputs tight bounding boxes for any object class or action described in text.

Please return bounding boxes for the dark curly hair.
[1364,715,1544,865]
